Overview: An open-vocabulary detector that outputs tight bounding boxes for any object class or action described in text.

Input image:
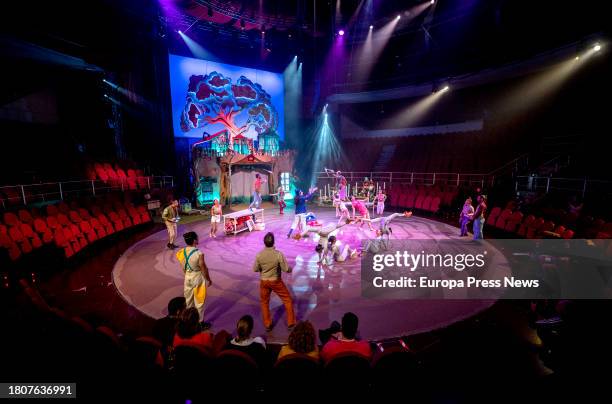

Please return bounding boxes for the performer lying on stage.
[311,219,355,264]
[351,196,374,231]
[327,235,359,264]
[361,211,412,252]
[287,187,318,238]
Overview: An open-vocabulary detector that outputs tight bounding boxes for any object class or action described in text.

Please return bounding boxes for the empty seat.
[526,218,545,239]
[494,209,513,229]
[3,212,20,227]
[46,204,59,217]
[9,227,33,254]
[69,211,82,224]
[504,212,524,233]
[79,221,98,243]
[429,196,441,213]
[33,218,53,244]
[17,209,34,224]
[517,215,535,237]
[487,207,502,226]
[19,224,42,249]
[421,195,432,211]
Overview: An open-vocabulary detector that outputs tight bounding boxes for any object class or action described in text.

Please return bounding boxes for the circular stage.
[113,206,499,342]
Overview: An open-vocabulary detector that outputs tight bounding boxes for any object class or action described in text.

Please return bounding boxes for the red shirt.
[320,338,372,363]
[173,332,213,351]
[254,178,262,192]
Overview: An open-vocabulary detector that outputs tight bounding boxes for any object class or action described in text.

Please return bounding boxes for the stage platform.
[113,207,499,343]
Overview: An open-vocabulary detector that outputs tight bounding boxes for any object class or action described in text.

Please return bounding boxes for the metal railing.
[0,176,174,208]
[316,171,492,199]
[514,176,612,198]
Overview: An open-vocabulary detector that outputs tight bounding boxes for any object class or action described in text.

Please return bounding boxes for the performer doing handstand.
[361,211,412,252]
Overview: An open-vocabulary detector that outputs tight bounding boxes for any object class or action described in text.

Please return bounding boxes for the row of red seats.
[488,202,612,239]
[88,163,145,183]
[0,199,151,261]
[487,207,577,239]
[387,185,458,213]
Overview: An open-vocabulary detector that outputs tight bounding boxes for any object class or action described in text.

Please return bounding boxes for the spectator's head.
[167,297,186,317]
[264,232,275,248]
[236,315,254,342]
[169,199,179,208]
[341,312,359,339]
[176,307,201,339]
[328,235,337,245]
[183,231,199,246]
[288,321,316,354]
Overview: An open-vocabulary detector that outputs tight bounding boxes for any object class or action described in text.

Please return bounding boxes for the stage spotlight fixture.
[442,85,449,92]
[178,30,182,34]
[575,56,580,60]
[338,29,345,36]
[593,43,601,52]
[369,25,373,29]
[261,25,266,34]
[396,15,401,19]
[430,0,435,4]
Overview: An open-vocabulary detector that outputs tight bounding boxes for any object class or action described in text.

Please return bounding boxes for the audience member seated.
[320,312,372,363]
[278,320,319,361]
[153,297,186,349]
[172,307,213,352]
[222,315,267,366]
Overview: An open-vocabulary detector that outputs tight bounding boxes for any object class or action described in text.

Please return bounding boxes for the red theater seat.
[137,206,151,223]
[494,209,513,229]
[517,215,536,237]
[46,216,60,230]
[18,209,34,224]
[79,221,98,243]
[56,213,71,227]
[487,207,501,226]
[504,212,524,233]
[108,212,124,231]
[562,229,575,239]
[3,212,20,227]
[421,195,432,211]
[69,211,82,224]
[526,218,545,239]
[78,208,92,221]
[33,218,53,244]
[9,227,33,254]
[89,218,107,238]
[20,224,42,249]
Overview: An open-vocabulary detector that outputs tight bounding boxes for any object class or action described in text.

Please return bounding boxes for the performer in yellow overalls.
[176,231,212,321]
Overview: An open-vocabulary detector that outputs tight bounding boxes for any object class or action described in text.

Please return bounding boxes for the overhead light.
[396,14,401,19]
[441,85,450,92]
[575,56,580,60]
[593,43,602,52]
[338,29,345,36]
[178,30,182,34]
[369,25,373,29]
[430,0,435,4]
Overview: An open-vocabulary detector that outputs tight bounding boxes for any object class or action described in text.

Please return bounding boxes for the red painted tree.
[180,72,278,150]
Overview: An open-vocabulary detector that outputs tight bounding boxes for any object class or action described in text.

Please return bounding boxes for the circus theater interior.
[1,0,612,401]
